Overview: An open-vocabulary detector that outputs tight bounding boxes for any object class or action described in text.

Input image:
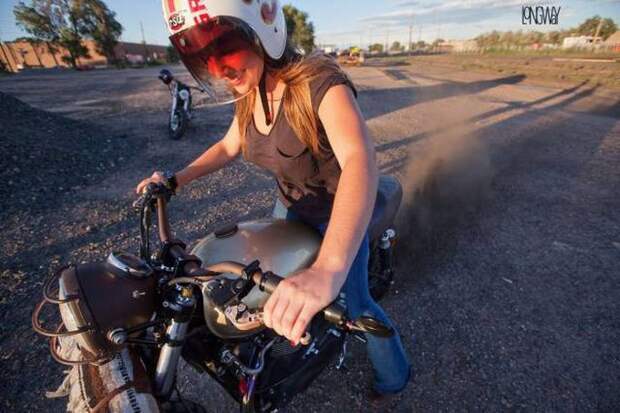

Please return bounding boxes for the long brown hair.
[235,45,352,156]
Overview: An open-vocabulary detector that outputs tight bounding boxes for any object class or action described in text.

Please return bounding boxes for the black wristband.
[163,170,178,194]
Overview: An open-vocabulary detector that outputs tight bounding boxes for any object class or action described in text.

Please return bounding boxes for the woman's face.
[206,47,263,95]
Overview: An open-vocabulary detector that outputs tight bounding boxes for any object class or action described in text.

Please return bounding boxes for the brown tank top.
[243,66,357,225]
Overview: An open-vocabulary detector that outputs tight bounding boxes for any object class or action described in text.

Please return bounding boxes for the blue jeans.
[272,199,411,394]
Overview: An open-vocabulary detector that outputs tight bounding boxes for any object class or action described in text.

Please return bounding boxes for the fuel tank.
[190,219,322,338]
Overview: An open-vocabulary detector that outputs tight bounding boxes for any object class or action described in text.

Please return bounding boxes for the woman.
[137,0,410,401]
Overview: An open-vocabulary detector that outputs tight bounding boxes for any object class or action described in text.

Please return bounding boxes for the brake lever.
[133,183,156,213]
[133,183,174,214]
[346,316,394,338]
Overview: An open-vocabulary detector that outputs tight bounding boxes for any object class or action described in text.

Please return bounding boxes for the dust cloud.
[395,125,493,261]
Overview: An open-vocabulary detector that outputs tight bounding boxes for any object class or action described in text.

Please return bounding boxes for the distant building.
[561,35,603,49]
[433,40,479,53]
[0,39,168,73]
[319,45,337,55]
[446,40,478,52]
[604,31,620,52]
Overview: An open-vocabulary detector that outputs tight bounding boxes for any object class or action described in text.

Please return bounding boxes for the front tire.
[169,108,188,140]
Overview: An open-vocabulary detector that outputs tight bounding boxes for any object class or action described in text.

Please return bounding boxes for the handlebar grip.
[322,302,347,326]
[256,271,281,294]
[256,271,348,327]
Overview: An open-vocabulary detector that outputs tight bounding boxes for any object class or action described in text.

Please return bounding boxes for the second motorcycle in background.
[158,69,201,140]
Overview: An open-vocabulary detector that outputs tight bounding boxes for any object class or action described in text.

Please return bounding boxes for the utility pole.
[408,9,414,55]
[140,21,149,62]
[408,25,412,54]
[385,30,389,54]
[593,17,603,40]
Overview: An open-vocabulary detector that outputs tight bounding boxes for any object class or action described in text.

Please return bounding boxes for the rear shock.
[369,229,396,301]
[379,228,396,270]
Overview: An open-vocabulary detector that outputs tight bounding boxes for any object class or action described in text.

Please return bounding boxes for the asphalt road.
[0,60,619,412]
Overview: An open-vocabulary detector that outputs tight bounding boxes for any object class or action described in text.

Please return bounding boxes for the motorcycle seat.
[368,175,403,242]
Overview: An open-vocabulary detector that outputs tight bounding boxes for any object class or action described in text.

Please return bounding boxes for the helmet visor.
[170,17,261,105]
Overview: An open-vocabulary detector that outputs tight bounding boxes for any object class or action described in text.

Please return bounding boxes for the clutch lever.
[133,183,175,213]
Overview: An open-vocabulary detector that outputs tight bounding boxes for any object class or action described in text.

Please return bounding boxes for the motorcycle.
[158,69,202,140]
[32,175,403,412]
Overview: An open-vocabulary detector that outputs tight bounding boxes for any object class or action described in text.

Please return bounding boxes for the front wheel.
[169,108,188,140]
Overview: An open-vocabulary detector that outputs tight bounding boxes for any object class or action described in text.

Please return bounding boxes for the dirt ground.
[0,58,619,412]
[387,53,620,91]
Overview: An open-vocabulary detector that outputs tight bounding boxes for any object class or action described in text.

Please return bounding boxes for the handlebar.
[205,261,394,338]
[133,183,394,338]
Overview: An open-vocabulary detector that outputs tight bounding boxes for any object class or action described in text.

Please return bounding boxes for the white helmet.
[162,0,288,104]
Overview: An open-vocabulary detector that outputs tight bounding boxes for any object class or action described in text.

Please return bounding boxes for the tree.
[368,43,383,53]
[475,31,499,48]
[546,30,563,44]
[576,15,617,40]
[14,0,90,68]
[390,41,403,52]
[166,44,180,63]
[81,0,123,66]
[500,31,514,46]
[525,31,544,46]
[282,5,315,54]
[472,16,617,51]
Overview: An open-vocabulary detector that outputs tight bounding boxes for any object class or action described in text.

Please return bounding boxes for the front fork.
[169,82,179,123]
[154,286,196,398]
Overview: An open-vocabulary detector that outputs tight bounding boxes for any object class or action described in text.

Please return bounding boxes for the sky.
[1,0,619,48]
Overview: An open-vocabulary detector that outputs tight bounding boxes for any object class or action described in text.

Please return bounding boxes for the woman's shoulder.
[303,52,358,111]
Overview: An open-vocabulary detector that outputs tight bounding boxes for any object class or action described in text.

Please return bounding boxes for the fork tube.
[154,287,195,398]
[170,82,178,121]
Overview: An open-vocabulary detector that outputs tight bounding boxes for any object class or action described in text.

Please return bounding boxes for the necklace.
[268,88,284,121]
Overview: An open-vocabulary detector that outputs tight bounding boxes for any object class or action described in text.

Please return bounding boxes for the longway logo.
[522,5,561,25]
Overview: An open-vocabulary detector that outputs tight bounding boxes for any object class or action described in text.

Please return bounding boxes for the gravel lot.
[0,60,619,412]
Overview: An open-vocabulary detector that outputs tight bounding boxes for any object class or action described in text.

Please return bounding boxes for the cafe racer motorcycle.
[32,175,403,412]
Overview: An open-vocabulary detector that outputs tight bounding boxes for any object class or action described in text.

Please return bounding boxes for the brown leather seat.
[368,175,403,241]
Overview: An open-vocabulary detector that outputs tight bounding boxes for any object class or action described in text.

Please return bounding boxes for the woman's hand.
[262,266,346,345]
[136,171,166,194]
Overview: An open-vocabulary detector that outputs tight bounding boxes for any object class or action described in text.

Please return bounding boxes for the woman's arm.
[175,116,243,188]
[263,84,378,344]
[136,116,242,193]
[313,85,378,278]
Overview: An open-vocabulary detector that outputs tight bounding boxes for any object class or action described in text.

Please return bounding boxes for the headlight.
[179,89,190,101]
